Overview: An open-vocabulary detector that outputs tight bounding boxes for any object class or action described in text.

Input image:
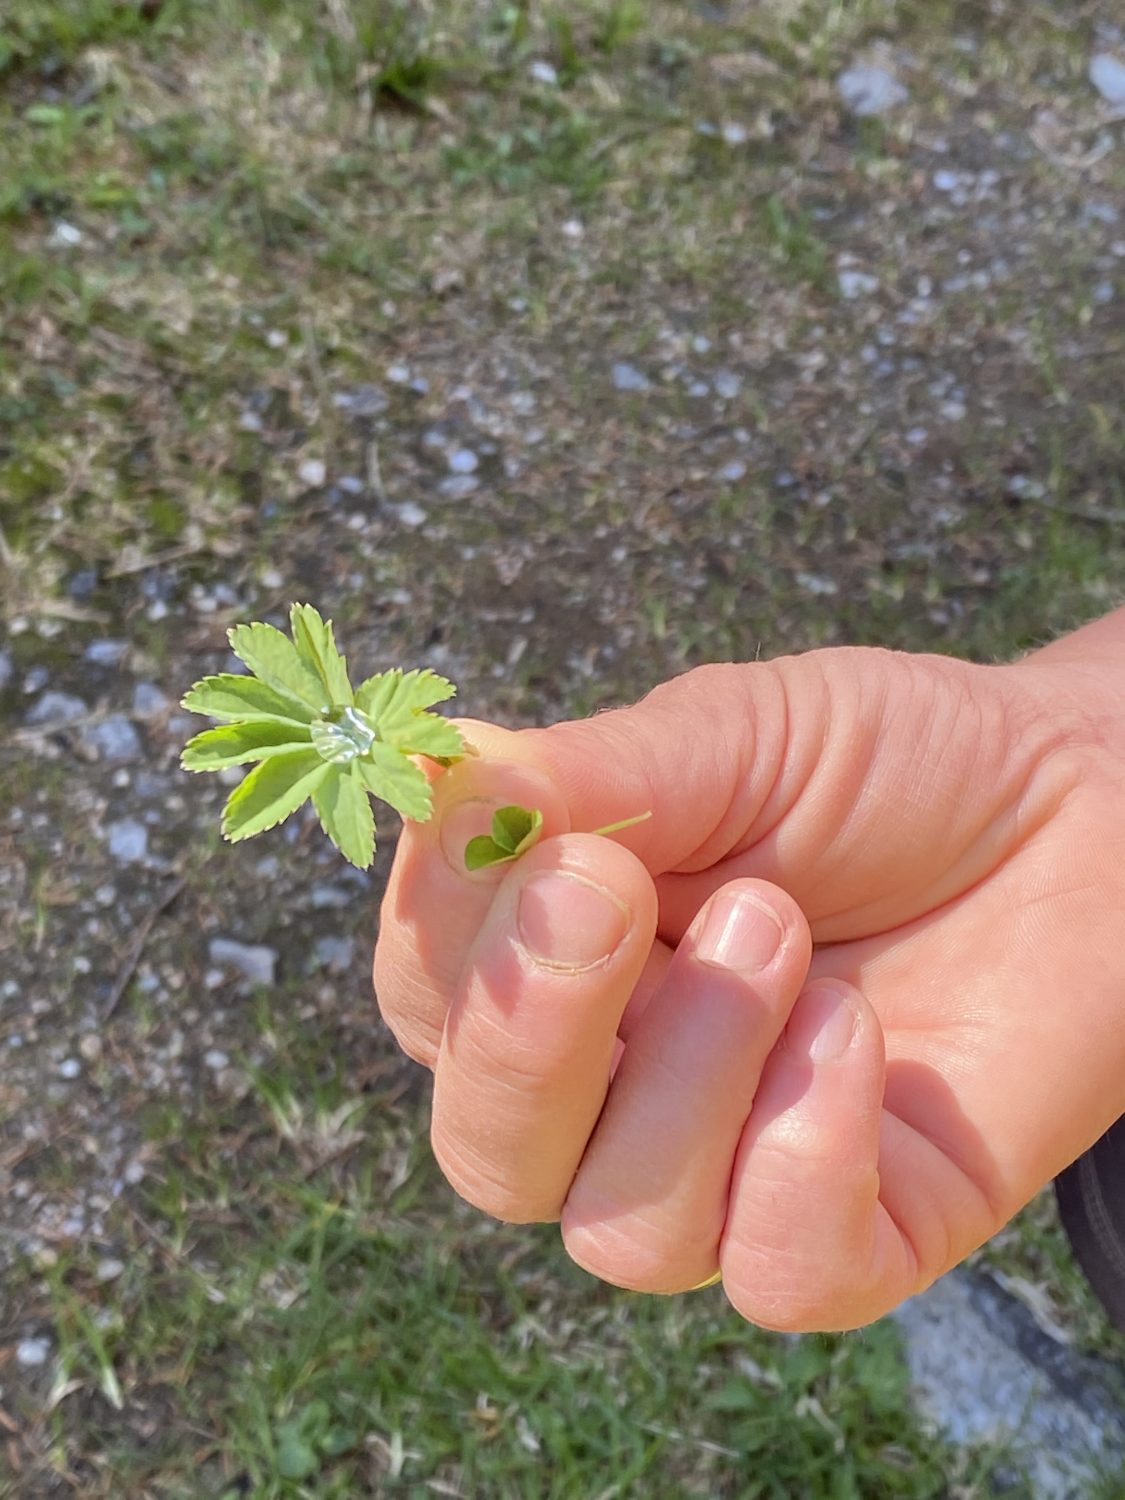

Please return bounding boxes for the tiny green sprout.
[180,602,474,870]
[463,806,652,872]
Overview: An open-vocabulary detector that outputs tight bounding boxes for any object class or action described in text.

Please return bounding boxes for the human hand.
[373,612,1125,1330]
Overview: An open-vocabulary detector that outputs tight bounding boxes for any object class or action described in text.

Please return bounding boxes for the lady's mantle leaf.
[291,603,353,706]
[312,763,375,869]
[221,750,331,843]
[181,720,313,771]
[228,622,325,709]
[182,674,316,725]
[464,805,544,871]
[357,742,432,822]
[354,669,465,758]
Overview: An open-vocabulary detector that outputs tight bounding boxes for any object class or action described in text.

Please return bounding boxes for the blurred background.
[2,2,1124,1495]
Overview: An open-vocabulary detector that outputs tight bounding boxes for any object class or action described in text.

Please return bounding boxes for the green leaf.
[491,805,543,855]
[464,835,518,872]
[275,1425,318,1481]
[312,763,376,869]
[181,721,313,772]
[357,743,433,822]
[290,603,353,706]
[463,805,544,871]
[353,668,464,758]
[386,712,465,759]
[227,621,326,709]
[221,750,331,843]
[355,667,457,718]
[181,674,316,726]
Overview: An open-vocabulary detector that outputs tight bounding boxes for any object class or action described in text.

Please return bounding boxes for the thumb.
[457,649,1053,943]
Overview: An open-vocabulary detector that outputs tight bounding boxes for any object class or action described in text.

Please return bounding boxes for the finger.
[374,749,570,1067]
[560,880,812,1293]
[431,834,658,1223]
[720,980,916,1332]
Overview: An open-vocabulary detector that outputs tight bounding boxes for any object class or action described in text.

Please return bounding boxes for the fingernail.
[440,797,508,876]
[517,871,630,971]
[696,890,782,972]
[788,983,856,1064]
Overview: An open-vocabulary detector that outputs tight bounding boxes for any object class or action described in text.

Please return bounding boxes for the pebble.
[58,1058,81,1080]
[204,1049,230,1071]
[26,690,87,726]
[836,64,909,117]
[0,650,10,689]
[298,457,327,487]
[132,681,169,717]
[312,935,356,972]
[50,221,84,248]
[106,818,148,864]
[16,1338,51,1368]
[838,269,880,300]
[448,447,479,474]
[438,475,479,499]
[397,502,428,528]
[934,168,962,192]
[530,59,559,86]
[207,938,278,987]
[310,883,352,909]
[718,460,747,483]
[612,362,650,393]
[82,714,142,762]
[83,639,127,666]
[1089,53,1125,105]
[96,1258,125,1283]
[386,361,411,385]
[266,328,287,348]
[713,370,742,400]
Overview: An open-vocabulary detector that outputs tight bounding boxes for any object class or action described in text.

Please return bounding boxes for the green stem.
[590,811,652,838]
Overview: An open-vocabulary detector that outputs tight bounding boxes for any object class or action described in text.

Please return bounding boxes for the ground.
[2,1,1125,1496]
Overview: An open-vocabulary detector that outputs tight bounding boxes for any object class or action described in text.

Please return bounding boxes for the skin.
[373,607,1125,1332]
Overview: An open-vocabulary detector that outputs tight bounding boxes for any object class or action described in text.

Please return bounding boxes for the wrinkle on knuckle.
[430,1129,551,1225]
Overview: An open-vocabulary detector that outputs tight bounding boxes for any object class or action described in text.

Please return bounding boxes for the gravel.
[612,361,651,392]
[106,818,149,864]
[26,690,87,726]
[1089,53,1125,105]
[82,714,142,762]
[207,938,278,987]
[836,63,909,116]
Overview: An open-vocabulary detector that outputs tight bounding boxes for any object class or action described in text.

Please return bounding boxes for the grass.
[2,0,1124,1494]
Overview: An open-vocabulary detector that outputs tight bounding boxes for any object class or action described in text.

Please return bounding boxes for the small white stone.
[1090,53,1125,105]
[208,938,277,987]
[266,329,287,348]
[204,1049,230,1071]
[107,818,148,864]
[298,458,327,487]
[530,59,559,86]
[17,1338,51,1367]
[50,221,84,248]
[837,64,908,117]
[561,219,584,239]
[397,501,427,528]
[933,169,961,192]
[386,361,411,385]
[612,361,650,393]
[940,399,967,422]
[713,370,742,400]
[448,447,479,474]
[239,410,263,432]
[718,460,747,483]
[79,1034,102,1062]
[721,121,749,145]
[58,1057,81,1080]
[96,1258,125,1283]
[905,426,929,446]
[838,269,880,300]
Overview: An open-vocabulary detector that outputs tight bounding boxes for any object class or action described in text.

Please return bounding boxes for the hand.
[373,613,1125,1331]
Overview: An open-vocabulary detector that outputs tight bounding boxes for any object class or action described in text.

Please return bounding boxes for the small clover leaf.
[465,805,545,871]
[463,807,652,872]
[180,603,471,869]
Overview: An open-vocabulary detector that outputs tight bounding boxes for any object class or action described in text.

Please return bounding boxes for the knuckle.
[561,1205,710,1293]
